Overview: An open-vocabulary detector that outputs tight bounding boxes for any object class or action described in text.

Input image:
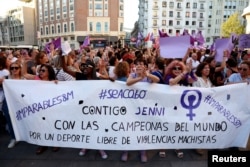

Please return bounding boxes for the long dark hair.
[39,64,56,81]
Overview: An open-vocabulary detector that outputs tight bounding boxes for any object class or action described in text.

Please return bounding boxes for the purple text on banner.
[238,34,250,49]
[160,36,190,59]
[215,38,229,62]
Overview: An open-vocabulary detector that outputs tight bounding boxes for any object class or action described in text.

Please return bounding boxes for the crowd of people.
[0,42,249,163]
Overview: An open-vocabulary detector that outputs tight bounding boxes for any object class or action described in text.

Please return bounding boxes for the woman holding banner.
[125,58,159,163]
[60,50,109,160]
[192,62,213,155]
[163,59,195,158]
[22,60,60,154]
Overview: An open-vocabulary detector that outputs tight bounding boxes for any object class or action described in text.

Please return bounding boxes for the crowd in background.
[0,43,249,163]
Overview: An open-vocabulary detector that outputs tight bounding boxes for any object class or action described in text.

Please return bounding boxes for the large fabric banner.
[3,80,250,150]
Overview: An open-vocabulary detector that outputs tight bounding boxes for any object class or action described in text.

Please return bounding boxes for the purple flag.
[158,29,169,38]
[82,36,90,47]
[45,37,61,53]
[150,33,154,41]
[210,42,215,51]
[137,32,144,40]
[182,29,189,36]
[195,31,205,45]
[239,34,250,49]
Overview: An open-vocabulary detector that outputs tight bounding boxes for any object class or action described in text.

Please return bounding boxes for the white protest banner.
[3,80,250,150]
[160,36,190,59]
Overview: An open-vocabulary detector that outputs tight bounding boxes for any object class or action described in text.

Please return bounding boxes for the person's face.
[135,62,145,74]
[10,64,21,75]
[172,65,183,76]
[238,64,250,77]
[39,67,49,80]
[201,64,210,77]
[80,63,93,75]
[210,59,216,67]
[192,53,198,60]
[40,54,49,64]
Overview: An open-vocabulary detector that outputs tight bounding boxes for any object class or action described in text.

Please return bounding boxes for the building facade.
[37,0,125,49]
[138,0,249,45]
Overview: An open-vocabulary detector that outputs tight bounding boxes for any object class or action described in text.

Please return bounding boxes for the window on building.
[71,22,74,31]
[70,4,74,11]
[51,26,54,34]
[192,21,196,26]
[177,12,180,18]
[169,20,173,26]
[162,1,167,7]
[169,2,174,8]
[200,3,204,9]
[120,23,123,31]
[105,4,108,10]
[95,4,102,9]
[177,3,181,8]
[56,8,60,14]
[105,22,108,32]
[193,2,197,9]
[169,11,173,17]
[96,22,101,32]
[57,25,61,33]
[153,20,157,26]
[89,4,92,9]
[168,29,172,34]
[50,9,54,16]
[192,12,196,18]
[64,24,67,32]
[186,2,190,8]
[162,11,166,17]
[46,27,49,35]
[40,27,43,35]
[199,22,203,27]
[162,20,166,26]
[177,21,180,25]
[120,5,123,10]
[44,10,48,17]
[185,21,189,25]
[90,22,93,31]
[63,6,67,12]
[186,12,190,18]
[200,13,203,18]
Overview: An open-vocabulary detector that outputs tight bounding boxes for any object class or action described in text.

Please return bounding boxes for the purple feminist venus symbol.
[180,90,202,121]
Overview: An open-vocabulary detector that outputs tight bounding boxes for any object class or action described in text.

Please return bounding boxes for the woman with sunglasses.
[163,59,195,159]
[22,62,59,154]
[60,51,109,159]
[2,62,24,149]
[164,60,194,86]
[227,60,250,84]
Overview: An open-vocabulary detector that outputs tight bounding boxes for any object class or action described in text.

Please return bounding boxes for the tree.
[221,12,245,37]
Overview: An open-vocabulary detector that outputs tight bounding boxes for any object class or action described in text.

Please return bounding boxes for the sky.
[124,0,139,29]
[0,0,139,29]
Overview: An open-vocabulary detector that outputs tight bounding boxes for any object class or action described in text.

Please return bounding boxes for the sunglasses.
[10,67,20,70]
[39,69,46,73]
[238,68,248,72]
[172,66,182,71]
[81,64,93,68]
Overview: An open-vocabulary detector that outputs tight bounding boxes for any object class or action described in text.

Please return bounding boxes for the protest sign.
[3,80,250,150]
